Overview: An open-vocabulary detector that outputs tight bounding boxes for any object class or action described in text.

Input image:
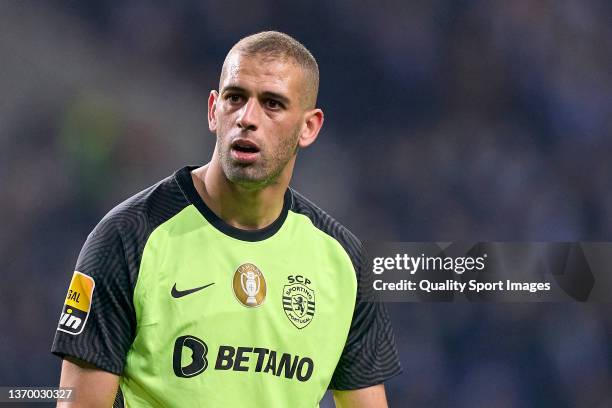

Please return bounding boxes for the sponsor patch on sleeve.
[57,271,95,335]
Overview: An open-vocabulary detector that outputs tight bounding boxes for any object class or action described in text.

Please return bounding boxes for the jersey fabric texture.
[52,166,401,408]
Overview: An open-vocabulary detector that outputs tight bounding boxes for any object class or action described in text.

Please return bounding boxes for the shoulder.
[289,188,363,268]
[74,170,191,291]
[91,171,190,242]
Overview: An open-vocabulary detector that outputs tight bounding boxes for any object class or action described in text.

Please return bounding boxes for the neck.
[191,160,293,230]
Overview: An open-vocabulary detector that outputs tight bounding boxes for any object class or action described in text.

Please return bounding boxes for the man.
[52,31,401,407]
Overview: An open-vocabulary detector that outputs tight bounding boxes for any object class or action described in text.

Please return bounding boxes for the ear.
[298,108,324,149]
[208,90,219,132]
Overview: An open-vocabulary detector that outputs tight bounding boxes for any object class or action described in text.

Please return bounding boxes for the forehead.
[221,52,305,97]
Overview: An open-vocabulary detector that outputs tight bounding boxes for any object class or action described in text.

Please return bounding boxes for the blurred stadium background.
[1,1,612,406]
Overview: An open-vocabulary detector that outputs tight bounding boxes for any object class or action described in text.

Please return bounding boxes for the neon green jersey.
[52,166,401,407]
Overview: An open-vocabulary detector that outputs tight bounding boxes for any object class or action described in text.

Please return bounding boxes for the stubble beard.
[218,126,301,190]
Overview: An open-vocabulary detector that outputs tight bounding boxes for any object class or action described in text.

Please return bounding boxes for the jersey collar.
[175,166,292,242]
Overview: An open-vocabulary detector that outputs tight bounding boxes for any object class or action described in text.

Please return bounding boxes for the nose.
[236,98,259,131]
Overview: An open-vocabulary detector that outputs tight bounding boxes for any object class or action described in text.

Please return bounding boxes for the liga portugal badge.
[233,263,266,307]
[57,271,95,335]
[283,279,315,329]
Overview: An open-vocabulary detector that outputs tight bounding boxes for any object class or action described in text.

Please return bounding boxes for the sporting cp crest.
[282,275,315,329]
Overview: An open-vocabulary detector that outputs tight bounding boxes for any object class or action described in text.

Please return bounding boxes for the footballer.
[52,31,401,407]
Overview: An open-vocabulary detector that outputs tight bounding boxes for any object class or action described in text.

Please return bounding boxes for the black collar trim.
[175,166,291,242]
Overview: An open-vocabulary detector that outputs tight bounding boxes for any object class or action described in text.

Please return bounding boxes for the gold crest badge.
[232,263,266,307]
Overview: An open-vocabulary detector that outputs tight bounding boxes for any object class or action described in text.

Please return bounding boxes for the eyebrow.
[221,86,291,107]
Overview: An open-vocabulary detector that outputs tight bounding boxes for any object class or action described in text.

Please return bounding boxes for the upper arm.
[329,244,402,390]
[58,357,120,408]
[51,216,137,374]
[332,384,388,408]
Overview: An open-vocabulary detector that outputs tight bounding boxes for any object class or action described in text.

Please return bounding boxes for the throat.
[192,165,286,231]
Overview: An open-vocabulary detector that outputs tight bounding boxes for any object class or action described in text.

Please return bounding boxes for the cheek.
[269,124,296,146]
[270,117,302,139]
[274,124,302,157]
[215,113,233,137]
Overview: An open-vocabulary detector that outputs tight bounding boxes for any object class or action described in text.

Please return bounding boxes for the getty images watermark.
[363,242,608,302]
[372,252,551,294]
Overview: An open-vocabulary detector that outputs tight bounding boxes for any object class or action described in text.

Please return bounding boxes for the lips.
[230,139,260,164]
[231,139,260,153]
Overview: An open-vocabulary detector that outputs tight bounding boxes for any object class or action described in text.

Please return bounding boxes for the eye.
[226,94,244,104]
[265,99,284,110]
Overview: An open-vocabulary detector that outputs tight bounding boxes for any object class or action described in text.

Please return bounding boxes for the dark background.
[1,1,611,406]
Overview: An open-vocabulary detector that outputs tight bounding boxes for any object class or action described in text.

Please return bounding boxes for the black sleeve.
[329,245,402,390]
[51,216,136,375]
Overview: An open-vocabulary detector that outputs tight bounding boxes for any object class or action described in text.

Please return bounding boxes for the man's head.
[208,31,324,190]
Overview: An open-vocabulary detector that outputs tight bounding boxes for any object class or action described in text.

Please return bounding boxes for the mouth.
[230,139,261,164]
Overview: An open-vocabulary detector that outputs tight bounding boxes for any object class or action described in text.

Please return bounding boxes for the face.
[208,52,322,189]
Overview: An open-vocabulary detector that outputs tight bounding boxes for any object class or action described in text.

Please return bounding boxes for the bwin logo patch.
[58,271,95,335]
[282,275,315,329]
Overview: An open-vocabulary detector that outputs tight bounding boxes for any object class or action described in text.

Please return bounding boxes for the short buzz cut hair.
[220,31,320,109]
